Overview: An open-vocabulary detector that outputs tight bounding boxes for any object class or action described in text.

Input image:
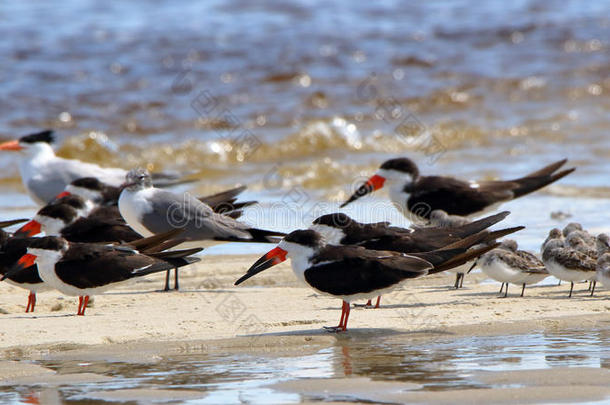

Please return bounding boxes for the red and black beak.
[14,220,42,238]
[1,253,37,281]
[340,174,386,208]
[234,246,287,285]
[0,139,23,151]
[55,191,71,199]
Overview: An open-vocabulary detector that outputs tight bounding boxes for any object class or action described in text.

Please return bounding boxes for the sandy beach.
[1,253,609,403]
[1,253,608,353]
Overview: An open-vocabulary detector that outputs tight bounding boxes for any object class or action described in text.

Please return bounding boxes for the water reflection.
[1,327,608,404]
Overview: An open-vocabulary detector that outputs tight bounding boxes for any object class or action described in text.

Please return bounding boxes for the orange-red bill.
[1,253,37,281]
[14,220,42,237]
[340,174,386,208]
[18,253,37,268]
[234,246,288,285]
[55,191,71,199]
[0,140,22,151]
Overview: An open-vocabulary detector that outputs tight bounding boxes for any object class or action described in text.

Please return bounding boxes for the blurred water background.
[1,0,609,254]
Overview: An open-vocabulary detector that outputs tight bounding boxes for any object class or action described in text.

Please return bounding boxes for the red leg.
[25,292,33,313]
[338,301,346,327]
[30,292,36,312]
[324,301,350,332]
[374,296,381,309]
[365,300,372,306]
[341,301,351,331]
[77,296,83,315]
[79,296,90,316]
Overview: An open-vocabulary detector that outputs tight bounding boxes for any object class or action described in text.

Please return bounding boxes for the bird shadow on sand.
[315,300,470,312]
[240,326,456,340]
[104,288,237,295]
[5,313,78,320]
[456,287,604,300]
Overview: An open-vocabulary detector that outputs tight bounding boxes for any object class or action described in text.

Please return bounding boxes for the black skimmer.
[478,240,548,298]
[234,229,498,331]
[542,237,596,297]
[15,194,142,243]
[310,211,523,300]
[11,195,216,292]
[24,178,257,291]
[3,236,202,315]
[0,219,49,312]
[118,168,285,248]
[340,157,575,221]
[0,130,193,205]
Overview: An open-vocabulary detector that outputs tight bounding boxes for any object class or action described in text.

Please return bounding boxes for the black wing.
[407,176,512,217]
[305,246,432,296]
[54,244,160,288]
[60,216,142,243]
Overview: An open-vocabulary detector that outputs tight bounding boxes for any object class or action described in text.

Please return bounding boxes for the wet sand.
[0,253,608,355]
[1,254,609,403]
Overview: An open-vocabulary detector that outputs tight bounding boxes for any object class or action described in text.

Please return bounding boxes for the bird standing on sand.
[235,229,498,331]
[4,236,202,315]
[542,237,596,298]
[0,219,49,312]
[310,211,522,305]
[478,240,548,298]
[340,157,574,221]
[423,209,501,289]
[0,130,189,205]
[596,253,610,291]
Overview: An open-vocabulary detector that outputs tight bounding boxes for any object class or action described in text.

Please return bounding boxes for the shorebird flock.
[0,130,607,331]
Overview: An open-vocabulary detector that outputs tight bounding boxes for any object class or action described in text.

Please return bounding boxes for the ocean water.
[0,0,609,252]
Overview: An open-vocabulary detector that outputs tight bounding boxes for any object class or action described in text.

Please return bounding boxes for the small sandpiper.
[596,253,610,293]
[478,240,548,297]
[542,237,597,298]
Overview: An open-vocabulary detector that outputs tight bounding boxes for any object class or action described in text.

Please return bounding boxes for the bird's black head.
[27,236,68,252]
[71,177,106,191]
[379,157,420,178]
[53,195,87,210]
[37,203,79,224]
[19,130,55,145]
[312,213,355,229]
[283,229,323,248]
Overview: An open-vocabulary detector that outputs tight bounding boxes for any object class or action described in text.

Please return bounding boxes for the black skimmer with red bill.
[478,240,548,298]
[11,194,213,292]
[0,219,50,312]
[234,229,498,331]
[542,235,597,297]
[3,235,202,315]
[16,194,139,242]
[0,130,194,205]
[18,180,258,291]
[310,211,523,305]
[118,168,286,249]
[340,157,575,221]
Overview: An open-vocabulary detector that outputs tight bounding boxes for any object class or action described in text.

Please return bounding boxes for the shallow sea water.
[0,327,609,404]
